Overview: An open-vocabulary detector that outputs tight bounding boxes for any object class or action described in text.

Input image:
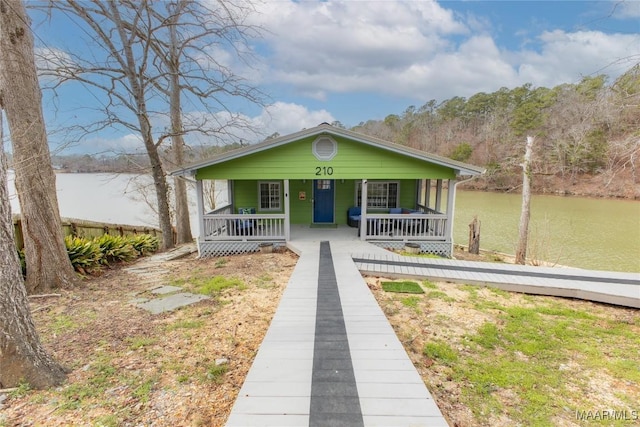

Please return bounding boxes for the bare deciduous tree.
[38,0,266,247]
[0,106,66,389]
[0,0,77,294]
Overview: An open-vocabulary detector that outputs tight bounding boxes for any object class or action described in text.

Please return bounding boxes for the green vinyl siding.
[232,180,284,214]
[196,136,456,181]
[289,180,313,223]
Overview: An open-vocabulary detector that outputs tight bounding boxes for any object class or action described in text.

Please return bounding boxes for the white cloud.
[248,0,639,101]
[167,102,333,147]
[251,102,334,135]
[611,0,640,19]
[517,30,639,86]
[254,0,465,92]
[34,47,77,83]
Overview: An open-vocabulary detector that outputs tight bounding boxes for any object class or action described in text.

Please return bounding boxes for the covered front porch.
[194,177,457,257]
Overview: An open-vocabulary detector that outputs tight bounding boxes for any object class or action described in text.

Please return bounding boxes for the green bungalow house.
[170,123,484,257]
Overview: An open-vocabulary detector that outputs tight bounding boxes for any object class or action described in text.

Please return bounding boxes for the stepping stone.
[150,285,182,295]
[135,293,209,314]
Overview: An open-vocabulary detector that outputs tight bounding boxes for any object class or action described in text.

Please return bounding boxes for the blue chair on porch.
[234,207,256,236]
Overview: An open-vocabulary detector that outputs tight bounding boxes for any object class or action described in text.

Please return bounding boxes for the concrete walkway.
[353,253,640,309]
[226,240,447,427]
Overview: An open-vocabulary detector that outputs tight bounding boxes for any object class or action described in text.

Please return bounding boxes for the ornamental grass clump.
[62,233,159,274]
[128,234,159,256]
[95,234,137,264]
[64,235,103,274]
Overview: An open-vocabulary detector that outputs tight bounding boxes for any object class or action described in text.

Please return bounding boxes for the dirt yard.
[1,249,298,427]
[1,248,638,427]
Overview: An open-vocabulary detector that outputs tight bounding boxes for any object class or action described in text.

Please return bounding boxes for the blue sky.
[15,0,640,154]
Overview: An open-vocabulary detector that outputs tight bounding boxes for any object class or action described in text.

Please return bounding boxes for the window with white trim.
[356,181,399,209]
[259,181,281,210]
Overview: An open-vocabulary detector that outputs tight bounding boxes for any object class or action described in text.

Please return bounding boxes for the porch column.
[284,179,290,240]
[425,179,431,210]
[445,179,457,255]
[360,179,368,241]
[195,179,205,256]
[435,179,443,212]
[228,180,234,208]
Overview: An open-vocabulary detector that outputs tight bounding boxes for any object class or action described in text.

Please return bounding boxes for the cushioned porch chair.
[232,207,256,236]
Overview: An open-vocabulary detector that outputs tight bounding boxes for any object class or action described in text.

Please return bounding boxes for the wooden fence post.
[468,216,480,255]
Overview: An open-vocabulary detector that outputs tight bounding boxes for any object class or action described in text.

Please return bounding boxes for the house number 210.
[315,166,334,176]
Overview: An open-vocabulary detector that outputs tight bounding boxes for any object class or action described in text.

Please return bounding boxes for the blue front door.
[313,179,334,223]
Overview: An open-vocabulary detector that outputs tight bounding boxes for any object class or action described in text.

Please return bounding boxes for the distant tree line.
[352,65,639,198]
[48,142,246,174]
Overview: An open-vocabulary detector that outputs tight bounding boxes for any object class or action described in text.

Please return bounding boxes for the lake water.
[454,190,640,273]
[8,172,639,272]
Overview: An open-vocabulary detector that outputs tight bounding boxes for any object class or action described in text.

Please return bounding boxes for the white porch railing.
[203,205,285,241]
[363,207,447,241]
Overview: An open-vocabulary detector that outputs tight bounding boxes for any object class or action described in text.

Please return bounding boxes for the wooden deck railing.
[362,212,447,241]
[203,206,285,241]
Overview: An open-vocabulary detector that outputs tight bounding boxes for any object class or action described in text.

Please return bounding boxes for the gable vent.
[312,136,337,160]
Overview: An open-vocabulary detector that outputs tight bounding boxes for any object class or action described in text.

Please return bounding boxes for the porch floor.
[289,224,360,243]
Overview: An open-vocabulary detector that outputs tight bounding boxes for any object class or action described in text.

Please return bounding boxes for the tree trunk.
[169,4,192,244]
[108,2,175,250]
[0,112,67,389]
[0,0,77,294]
[468,215,480,255]
[515,136,534,264]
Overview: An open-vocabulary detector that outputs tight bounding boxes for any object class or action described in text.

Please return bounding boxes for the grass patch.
[449,302,640,424]
[401,296,420,308]
[193,276,246,295]
[131,377,156,403]
[423,340,458,366]
[427,290,455,302]
[8,381,31,398]
[256,274,275,288]
[51,315,78,333]
[421,279,438,289]
[487,286,511,298]
[381,281,424,294]
[166,319,205,331]
[94,415,119,427]
[459,284,479,300]
[205,363,228,383]
[58,354,117,411]
[126,336,157,350]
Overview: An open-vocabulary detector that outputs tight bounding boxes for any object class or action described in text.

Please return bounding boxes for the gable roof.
[170,123,485,177]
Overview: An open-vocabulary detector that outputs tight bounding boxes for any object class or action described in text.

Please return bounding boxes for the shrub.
[95,234,137,264]
[127,234,159,256]
[64,235,103,273]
